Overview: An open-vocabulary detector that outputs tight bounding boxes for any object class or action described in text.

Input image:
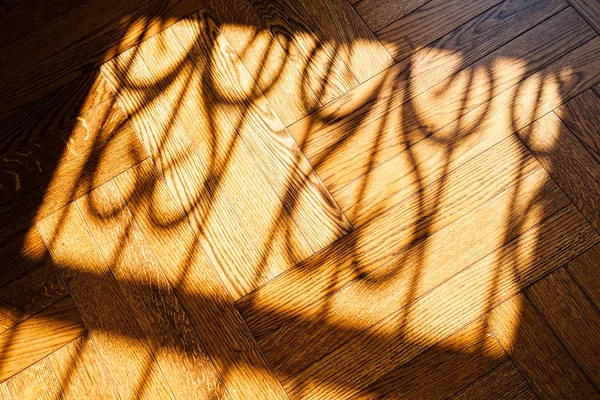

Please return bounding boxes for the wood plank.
[568,244,600,311]
[48,335,118,399]
[0,296,85,383]
[0,262,67,335]
[77,181,225,399]
[566,0,600,33]
[517,111,600,233]
[293,0,393,83]
[0,69,113,158]
[36,205,173,399]
[330,27,600,220]
[247,0,359,103]
[172,12,352,253]
[448,361,536,400]
[354,0,430,32]
[6,358,62,400]
[113,159,286,400]
[102,42,290,298]
[282,204,599,398]
[289,3,577,187]
[0,99,126,197]
[557,89,600,164]
[239,136,541,340]
[139,29,313,287]
[0,228,53,289]
[0,0,205,116]
[527,268,600,388]
[192,0,320,125]
[352,320,506,400]
[0,382,10,400]
[377,0,503,61]
[594,83,600,98]
[0,123,147,246]
[242,165,566,379]
[484,293,599,399]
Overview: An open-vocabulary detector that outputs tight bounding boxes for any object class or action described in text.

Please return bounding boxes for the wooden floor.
[1,0,600,398]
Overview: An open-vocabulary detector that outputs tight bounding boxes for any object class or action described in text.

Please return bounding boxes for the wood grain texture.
[293,0,393,83]
[352,320,506,400]
[557,89,600,165]
[518,112,600,233]
[448,361,536,400]
[289,4,580,191]
[0,69,113,158]
[354,0,431,32]
[0,263,67,335]
[36,204,174,399]
[103,41,300,298]
[0,296,86,383]
[6,358,62,400]
[193,0,320,125]
[282,204,599,398]
[48,335,118,399]
[240,165,565,379]
[114,159,287,400]
[247,0,359,103]
[0,0,207,116]
[377,0,503,61]
[527,268,600,389]
[140,29,313,287]
[172,12,352,253]
[0,382,10,400]
[566,0,600,32]
[329,28,600,223]
[484,293,599,399]
[78,181,225,399]
[568,244,600,312]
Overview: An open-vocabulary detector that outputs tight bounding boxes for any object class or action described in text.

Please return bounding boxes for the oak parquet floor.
[2,0,600,398]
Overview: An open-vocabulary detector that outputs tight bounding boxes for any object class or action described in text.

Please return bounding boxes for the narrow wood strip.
[48,335,118,399]
[282,204,599,398]
[527,268,600,388]
[289,2,575,171]
[0,263,67,335]
[140,29,312,286]
[0,296,86,383]
[78,181,225,399]
[6,358,62,400]
[448,361,536,400]
[246,166,567,378]
[352,320,505,400]
[293,0,393,83]
[377,0,502,61]
[566,0,600,33]
[331,30,600,222]
[36,205,173,399]
[354,0,430,32]
[173,12,352,253]
[102,43,283,298]
[557,89,600,165]
[518,112,600,233]
[239,136,541,342]
[247,0,359,104]
[568,244,600,312]
[114,159,287,400]
[484,293,599,399]
[192,0,320,125]
[593,83,600,97]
